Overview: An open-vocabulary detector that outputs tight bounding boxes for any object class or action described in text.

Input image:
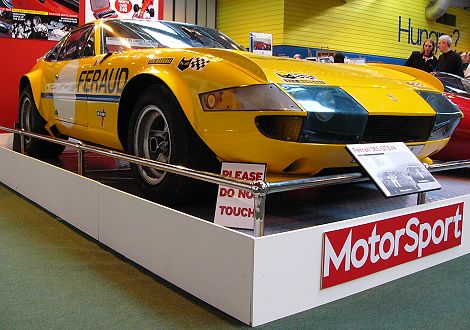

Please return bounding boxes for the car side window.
[57,25,94,61]
[44,37,67,62]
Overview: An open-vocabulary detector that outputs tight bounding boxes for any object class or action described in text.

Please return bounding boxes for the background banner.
[0,1,79,40]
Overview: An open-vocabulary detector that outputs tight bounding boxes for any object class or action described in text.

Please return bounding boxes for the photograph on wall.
[346,142,441,197]
[0,9,12,38]
[249,32,272,56]
[85,0,162,23]
[0,0,79,40]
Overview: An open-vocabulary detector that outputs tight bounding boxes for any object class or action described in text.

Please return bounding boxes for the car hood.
[189,49,443,115]
[192,49,442,91]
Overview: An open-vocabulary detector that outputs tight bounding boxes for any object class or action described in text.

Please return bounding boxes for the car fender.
[117,66,200,132]
[20,71,43,113]
[120,49,268,133]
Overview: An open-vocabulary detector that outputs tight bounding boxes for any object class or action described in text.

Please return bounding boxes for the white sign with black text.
[346,142,441,197]
[214,162,266,229]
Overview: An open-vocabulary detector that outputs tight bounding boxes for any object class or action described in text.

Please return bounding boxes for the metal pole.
[20,129,25,155]
[252,181,268,237]
[77,142,85,176]
[417,191,426,205]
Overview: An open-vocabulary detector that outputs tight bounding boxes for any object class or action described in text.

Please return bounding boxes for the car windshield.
[101,19,245,52]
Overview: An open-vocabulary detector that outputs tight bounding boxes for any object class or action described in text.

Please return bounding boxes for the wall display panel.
[84,0,163,22]
[283,0,470,60]
[0,2,85,131]
[217,0,470,61]
[0,0,79,41]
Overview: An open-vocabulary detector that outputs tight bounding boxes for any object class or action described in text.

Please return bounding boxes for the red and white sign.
[321,202,464,288]
[214,162,266,229]
[115,0,132,13]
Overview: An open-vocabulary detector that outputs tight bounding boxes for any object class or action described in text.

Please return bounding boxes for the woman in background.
[404,38,437,73]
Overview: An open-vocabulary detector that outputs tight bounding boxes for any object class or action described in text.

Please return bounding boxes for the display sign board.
[346,142,441,197]
[249,32,272,56]
[85,0,162,23]
[214,162,266,229]
[321,202,464,289]
[0,3,79,41]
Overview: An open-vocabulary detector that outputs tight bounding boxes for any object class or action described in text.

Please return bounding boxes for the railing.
[1,125,469,237]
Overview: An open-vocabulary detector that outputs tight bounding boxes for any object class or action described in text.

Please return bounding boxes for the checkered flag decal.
[292,74,317,80]
[277,73,317,80]
[190,57,210,70]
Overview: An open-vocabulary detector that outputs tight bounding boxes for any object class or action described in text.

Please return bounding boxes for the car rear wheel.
[127,84,219,204]
[19,86,65,158]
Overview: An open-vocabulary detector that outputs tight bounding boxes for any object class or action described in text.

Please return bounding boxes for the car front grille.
[361,115,434,143]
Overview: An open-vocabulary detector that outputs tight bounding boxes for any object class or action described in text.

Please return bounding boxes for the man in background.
[436,35,464,77]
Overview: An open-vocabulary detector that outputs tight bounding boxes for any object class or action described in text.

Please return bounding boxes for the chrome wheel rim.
[20,96,33,144]
[133,105,171,185]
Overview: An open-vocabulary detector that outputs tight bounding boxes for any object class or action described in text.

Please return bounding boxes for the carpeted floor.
[1,183,469,329]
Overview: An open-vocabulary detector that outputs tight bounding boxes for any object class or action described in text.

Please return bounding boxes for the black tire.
[133,4,140,12]
[149,8,155,17]
[18,86,65,158]
[127,84,219,204]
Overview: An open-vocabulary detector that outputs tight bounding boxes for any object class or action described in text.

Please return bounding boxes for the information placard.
[214,162,266,229]
[346,142,441,197]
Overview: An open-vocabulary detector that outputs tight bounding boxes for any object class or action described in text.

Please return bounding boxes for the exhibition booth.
[1,0,469,327]
[1,131,468,326]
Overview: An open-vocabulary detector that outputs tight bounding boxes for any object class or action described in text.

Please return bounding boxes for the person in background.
[404,38,437,73]
[460,52,468,71]
[293,54,302,60]
[436,35,464,77]
[31,16,48,39]
[333,52,345,63]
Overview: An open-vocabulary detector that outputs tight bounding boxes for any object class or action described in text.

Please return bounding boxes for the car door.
[43,25,95,130]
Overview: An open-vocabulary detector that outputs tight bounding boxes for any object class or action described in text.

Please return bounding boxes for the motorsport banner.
[85,0,163,23]
[0,1,79,41]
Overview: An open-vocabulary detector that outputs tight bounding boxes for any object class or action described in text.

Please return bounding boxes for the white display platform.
[0,137,468,326]
[0,133,12,150]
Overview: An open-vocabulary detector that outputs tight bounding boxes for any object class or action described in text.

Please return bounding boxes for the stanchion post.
[77,142,85,176]
[252,180,268,238]
[20,129,25,155]
[417,162,429,205]
[417,191,426,205]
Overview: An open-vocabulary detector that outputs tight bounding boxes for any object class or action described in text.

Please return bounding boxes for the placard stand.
[346,142,441,198]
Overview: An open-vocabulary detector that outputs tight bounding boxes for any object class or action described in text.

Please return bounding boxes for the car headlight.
[199,84,302,111]
[280,85,368,143]
[416,91,462,141]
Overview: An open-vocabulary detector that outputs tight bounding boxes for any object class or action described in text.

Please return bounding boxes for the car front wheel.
[127,84,218,204]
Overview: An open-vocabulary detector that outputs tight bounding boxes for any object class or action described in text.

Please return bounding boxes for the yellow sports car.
[19,18,462,202]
